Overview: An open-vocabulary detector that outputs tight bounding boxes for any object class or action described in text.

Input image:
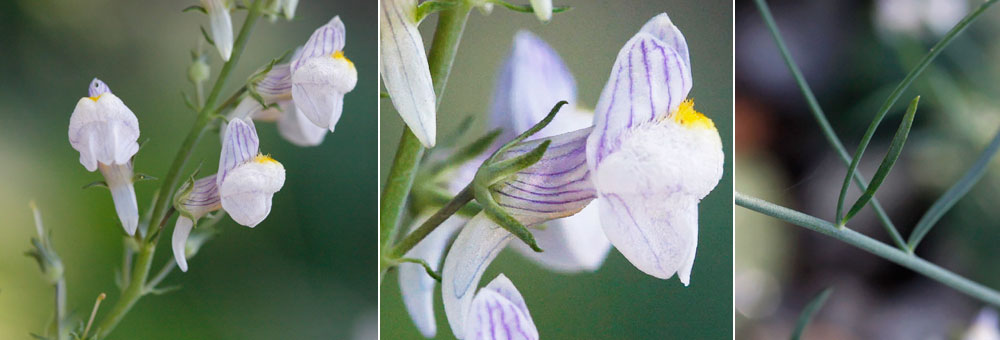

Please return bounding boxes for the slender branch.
[214,86,248,114]
[54,278,67,340]
[81,293,106,340]
[753,0,907,249]
[92,3,264,337]
[145,260,177,291]
[389,184,475,259]
[379,4,472,266]
[735,192,1000,306]
[834,0,999,225]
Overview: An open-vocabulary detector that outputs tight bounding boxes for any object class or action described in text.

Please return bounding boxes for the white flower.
[291,17,357,132]
[530,0,552,22]
[586,13,722,283]
[203,0,234,61]
[462,274,538,340]
[965,308,1000,340]
[380,0,437,147]
[492,31,611,272]
[172,118,285,271]
[68,78,140,235]
[217,118,285,227]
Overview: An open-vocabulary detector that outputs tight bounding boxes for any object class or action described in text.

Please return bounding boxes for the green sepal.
[82,181,108,190]
[475,183,542,252]
[172,164,204,222]
[489,0,571,15]
[480,140,550,186]
[485,100,566,164]
[416,0,457,23]
[182,5,207,14]
[199,26,216,47]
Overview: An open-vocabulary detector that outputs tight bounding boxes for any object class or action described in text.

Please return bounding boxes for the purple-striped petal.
[598,193,699,283]
[380,0,437,147]
[276,102,328,147]
[491,128,597,226]
[255,63,293,102]
[68,89,140,171]
[399,212,465,338]
[491,31,578,142]
[639,13,690,77]
[217,118,260,188]
[292,16,346,73]
[177,175,222,219]
[463,274,539,340]
[586,32,691,169]
[442,213,515,339]
[88,78,111,98]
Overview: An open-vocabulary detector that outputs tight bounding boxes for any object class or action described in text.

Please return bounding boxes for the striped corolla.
[380,0,437,147]
[290,17,357,132]
[172,118,285,272]
[442,13,723,337]
[965,308,1000,340]
[68,78,141,235]
[203,0,234,61]
[461,274,538,340]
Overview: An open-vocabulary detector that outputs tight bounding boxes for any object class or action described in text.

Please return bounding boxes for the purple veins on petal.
[217,118,260,187]
[293,16,346,72]
[89,78,111,97]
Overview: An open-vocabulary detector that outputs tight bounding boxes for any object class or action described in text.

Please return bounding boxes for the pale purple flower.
[68,78,140,235]
[291,17,357,132]
[203,0,233,60]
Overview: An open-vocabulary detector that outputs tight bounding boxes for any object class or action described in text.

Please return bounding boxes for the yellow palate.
[670,99,715,130]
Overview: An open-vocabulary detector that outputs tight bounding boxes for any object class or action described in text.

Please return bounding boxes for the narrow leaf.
[843,96,920,222]
[479,188,542,252]
[182,5,207,14]
[199,26,216,47]
[908,127,1000,251]
[432,129,502,175]
[483,140,551,185]
[791,288,833,340]
[415,0,456,22]
[398,257,442,282]
[834,0,998,225]
[82,181,108,190]
[488,100,566,163]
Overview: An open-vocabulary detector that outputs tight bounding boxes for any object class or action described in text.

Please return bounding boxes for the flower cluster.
[386,11,724,339]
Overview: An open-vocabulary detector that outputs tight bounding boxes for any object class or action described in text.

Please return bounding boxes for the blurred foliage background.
[0,0,376,339]
[736,0,1000,338]
[380,1,734,339]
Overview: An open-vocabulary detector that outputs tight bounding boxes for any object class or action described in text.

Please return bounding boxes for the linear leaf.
[844,96,920,222]
[835,0,999,225]
[790,288,833,340]
[908,128,1000,251]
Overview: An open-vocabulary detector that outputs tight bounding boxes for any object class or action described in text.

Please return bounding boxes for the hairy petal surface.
[380,0,437,147]
[463,274,539,340]
[291,55,356,131]
[399,212,464,338]
[442,214,514,338]
[219,157,285,227]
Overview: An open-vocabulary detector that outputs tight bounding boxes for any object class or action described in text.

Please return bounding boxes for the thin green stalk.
[753,0,907,249]
[380,4,472,263]
[389,184,475,259]
[908,128,1000,251]
[93,3,264,337]
[790,288,832,340]
[54,279,67,340]
[835,0,999,225]
[735,192,1000,306]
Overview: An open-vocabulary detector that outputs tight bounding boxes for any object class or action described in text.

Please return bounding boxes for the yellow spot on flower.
[254,154,279,164]
[332,51,354,69]
[88,95,102,102]
[670,99,715,130]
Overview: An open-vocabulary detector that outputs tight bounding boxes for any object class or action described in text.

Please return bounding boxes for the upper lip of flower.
[380,0,438,147]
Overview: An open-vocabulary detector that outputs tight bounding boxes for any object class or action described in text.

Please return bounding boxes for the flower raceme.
[172,118,285,272]
[380,0,437,147]
[437,13,723,339]
[68,78,141,236]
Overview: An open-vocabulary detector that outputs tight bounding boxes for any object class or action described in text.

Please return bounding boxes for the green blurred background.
[736,0,1000,338]
[379,1,734,339]
[0,1,376,339]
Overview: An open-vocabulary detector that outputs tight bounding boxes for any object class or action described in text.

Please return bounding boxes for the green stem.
[379,4,472,266]
[753,0,907,249]
[389,184,475,258]
[735,192,1000,307]
[834,0,999,225]
[54,278,67,340]
[93,3,263,337]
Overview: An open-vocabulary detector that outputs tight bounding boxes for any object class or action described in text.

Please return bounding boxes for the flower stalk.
[92,1,264,337]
